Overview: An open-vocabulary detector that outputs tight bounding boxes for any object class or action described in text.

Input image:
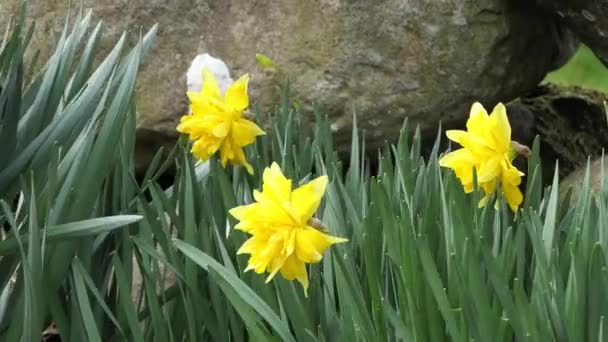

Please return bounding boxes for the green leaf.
[0,215,142,255]
[255,53,276,69]
[174,239,296,342]
[73,259,103,342]
[542,165,560,261]
[111,255,145,342]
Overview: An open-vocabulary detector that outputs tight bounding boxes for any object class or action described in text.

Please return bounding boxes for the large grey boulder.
[1,0,576,168]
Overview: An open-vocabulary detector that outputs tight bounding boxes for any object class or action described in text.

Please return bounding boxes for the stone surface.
[560,156,608,205]
[1,0,576,169]
[536,0,608,65]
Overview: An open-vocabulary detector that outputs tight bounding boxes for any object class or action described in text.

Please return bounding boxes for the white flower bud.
[186,53,234,95]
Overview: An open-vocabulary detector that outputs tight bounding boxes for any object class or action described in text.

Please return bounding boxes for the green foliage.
[134,91,608,341]
[2,3,608,342]
[0,3,157,341]
[545,44,608,92]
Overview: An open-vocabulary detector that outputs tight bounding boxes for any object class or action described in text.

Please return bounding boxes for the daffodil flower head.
[439,102,525,211]
[177,68,265,174]
[229,163,348,295]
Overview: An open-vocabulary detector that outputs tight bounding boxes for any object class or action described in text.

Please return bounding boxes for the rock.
[536,0,608,65]
[505,84,608,183]
[131,252,176,305]
[560,156,608,204]
[1,0,576,169]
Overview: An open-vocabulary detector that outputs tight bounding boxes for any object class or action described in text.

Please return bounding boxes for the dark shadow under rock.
[134,128,178,188]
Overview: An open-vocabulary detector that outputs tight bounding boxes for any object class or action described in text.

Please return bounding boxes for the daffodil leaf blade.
[174,239,296,342]
[72,259,103,342]
[542,165,560,261]
[0,215,142,256]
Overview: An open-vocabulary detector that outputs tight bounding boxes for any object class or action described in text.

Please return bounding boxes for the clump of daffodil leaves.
[439,102,529,212]
[177,68,527,293]
[178,68,348,295]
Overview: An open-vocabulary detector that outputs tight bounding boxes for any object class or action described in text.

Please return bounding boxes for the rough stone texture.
[1,0,576,169]
[560,156,607,204]
[505,84,608,184]
[536,0,608,65]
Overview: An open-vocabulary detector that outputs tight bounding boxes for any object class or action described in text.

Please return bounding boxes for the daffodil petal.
[481,179,497,195]
[188,92,222,116]
[176,114,201,137]
[446,131,494,157]
[439,148,475,168]
[502,161,524,186]
[229,205,248,220]
[229,205,259,231]
[225,74,250,112]
[212,121,230,137]
[279,254,308,293]
[502,181,523,212]
[489,103,511,151]
[191,138,219,162]
[501,162,524,211]
[445,130,468,144]
[466,102,490,135]
[237,237,256,255]
[201,69,222,101]
[291,176,328,223]
[440,149,478,194]
[231,119,265,147]
[239,151,255,175]
[453,165,476,193]
[477,157,501,183]
[219,141,234,167]
[262,163,292,203]
[265,252,289,283]
[295,227,348,263]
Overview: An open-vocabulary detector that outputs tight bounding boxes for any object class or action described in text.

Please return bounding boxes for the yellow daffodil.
[229,163,348,294]
[177,69,265,174]
[439,102,525,211]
